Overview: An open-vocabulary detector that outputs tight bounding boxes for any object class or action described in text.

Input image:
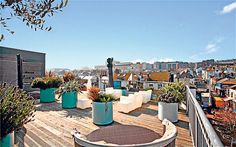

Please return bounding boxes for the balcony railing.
[186,86,224,147]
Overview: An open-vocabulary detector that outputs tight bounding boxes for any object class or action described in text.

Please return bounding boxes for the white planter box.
[158,102,178,123]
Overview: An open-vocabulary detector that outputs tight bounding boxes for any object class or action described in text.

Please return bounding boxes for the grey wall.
[0,46,45,91]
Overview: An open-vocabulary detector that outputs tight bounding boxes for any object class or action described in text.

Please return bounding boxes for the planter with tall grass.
[31,76,62,103]
[57,80,82,109]
[88,86,114,125]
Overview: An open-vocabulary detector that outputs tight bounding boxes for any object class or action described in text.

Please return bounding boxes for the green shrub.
[31,76,63,89]
[98,94,114,103]
[0,83,35,139]
[158,82,186,103]
[56,80,82,98]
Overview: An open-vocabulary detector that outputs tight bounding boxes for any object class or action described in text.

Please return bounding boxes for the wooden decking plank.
[30,120,73,146]
[24,127,52,147]
[39,111,97,134]
[16,102,193,147]
[27,123,66,147]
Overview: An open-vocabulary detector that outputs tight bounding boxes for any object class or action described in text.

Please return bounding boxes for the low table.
[86,125,161,145]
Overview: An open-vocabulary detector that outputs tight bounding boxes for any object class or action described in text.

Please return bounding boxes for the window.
[149,84,153,87]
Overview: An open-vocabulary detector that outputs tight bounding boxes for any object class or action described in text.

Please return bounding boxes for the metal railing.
[186,86,224,147]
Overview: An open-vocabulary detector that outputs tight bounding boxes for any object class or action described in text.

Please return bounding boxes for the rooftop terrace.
[15,101,193,147]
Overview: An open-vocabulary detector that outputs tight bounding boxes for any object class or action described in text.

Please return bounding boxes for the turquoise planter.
[114,81,121,89]
[40,88,56,103]
[122,89,127,96]
[92,102,113,125]
[62,91,77,109]
[0,133,13,147]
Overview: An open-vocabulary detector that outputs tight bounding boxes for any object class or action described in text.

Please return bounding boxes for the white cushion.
[77,98,92,109]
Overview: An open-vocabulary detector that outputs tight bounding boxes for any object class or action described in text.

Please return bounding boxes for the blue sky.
[1,0,236,70]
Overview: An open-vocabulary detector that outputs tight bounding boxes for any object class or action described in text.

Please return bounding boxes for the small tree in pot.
[87,86,114,125]
[0,83,35,147]
[57,80,82,109]
[158,82,186,122]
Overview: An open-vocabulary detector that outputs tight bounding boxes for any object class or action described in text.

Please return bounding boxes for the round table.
[86,125,161,145]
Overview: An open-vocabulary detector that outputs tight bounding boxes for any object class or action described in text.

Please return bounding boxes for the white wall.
[229,89,236,101]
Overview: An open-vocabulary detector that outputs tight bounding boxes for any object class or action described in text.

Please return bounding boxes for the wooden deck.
[15,101,193,147]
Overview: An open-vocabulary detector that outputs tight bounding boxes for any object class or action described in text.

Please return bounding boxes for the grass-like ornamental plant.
[63,72,75,82]
[31,76,63,89]
[87,86,115,102]
[87,86,100,102]
[0,83,35,139]
[99,94,114,103]
[57,80,82,97]
[158,82,186,103]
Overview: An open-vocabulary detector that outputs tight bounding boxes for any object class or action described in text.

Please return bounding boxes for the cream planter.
[158,102,178,123]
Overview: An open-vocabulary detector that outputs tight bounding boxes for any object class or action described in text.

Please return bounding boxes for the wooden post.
[16,54,23,89]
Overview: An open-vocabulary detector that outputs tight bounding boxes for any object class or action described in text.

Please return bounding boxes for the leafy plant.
[87,86,100,102]
[87,86,114,102]
[31,77,46,89]
[56,80,82,98]
[158,82,186,103]
[99,94,114,103]
[45,71,56,77]
[63,72,75,82]
[0,83,35,139]
[31,76,63,89]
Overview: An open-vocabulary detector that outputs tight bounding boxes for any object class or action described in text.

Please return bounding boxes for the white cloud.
[221,2,236,14]
[190,37,223,60]
[205,43,218,53]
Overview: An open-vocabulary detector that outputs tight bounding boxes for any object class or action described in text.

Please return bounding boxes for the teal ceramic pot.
[113,81,121,89]
[62,91,77,109]
[40,88,56,103]
[0,133,13,147]
[122,89,127,96]
[92,102,113,125]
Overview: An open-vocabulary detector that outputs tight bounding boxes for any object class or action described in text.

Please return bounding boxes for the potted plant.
[121,87,127,96]
[87,86,114,125]
[63,71,75,82]
[158,82,186,122]
[57,80,82,109]
[31,76,63,103]
[0,83,35,147]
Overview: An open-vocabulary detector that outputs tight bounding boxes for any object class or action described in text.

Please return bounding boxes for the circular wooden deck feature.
[87,125,162,145]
